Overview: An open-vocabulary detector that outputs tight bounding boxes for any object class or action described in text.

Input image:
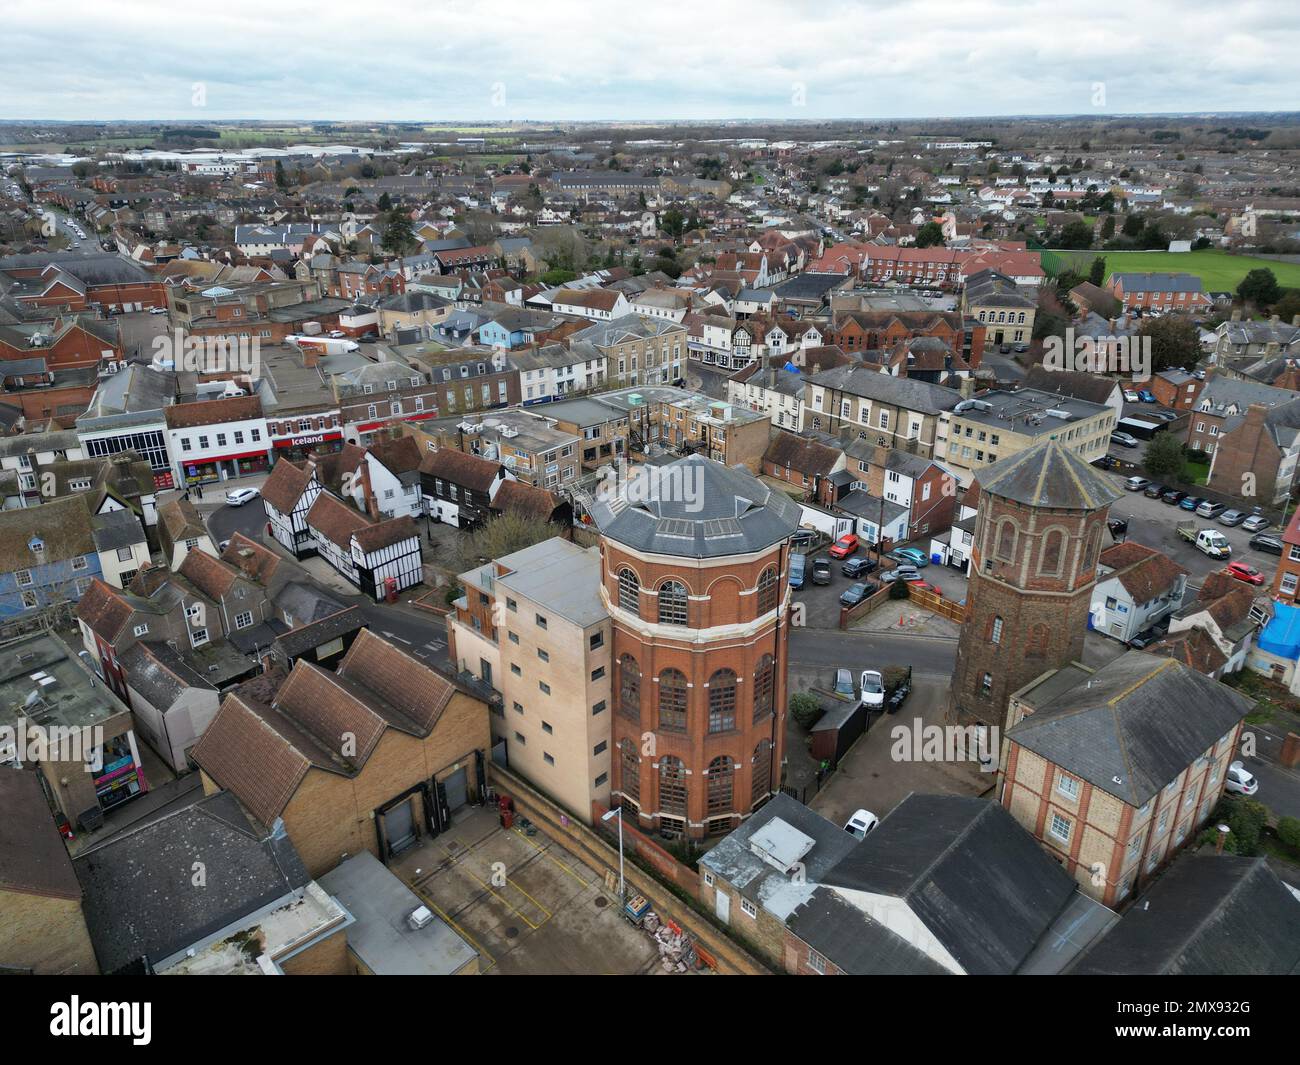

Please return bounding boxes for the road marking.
[414,888,496,971]
[512,826,594,887]
[382,631,412,644]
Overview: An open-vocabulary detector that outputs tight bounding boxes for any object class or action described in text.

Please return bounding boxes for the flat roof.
[948,388,1109,435]
[494,539,605,628]
[0,633,125,733]
[317,852,477,975]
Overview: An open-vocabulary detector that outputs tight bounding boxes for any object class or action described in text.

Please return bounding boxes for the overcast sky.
[3,0,1298,122]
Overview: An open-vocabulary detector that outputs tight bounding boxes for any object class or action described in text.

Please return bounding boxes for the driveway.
[807,678,992,830]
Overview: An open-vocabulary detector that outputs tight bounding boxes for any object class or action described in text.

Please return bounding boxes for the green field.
[1048,249,1300,290]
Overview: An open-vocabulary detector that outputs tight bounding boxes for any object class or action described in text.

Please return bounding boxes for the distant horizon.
[3,111,1300,127]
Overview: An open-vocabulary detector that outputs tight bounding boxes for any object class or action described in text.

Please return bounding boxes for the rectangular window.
[595,772,608,787]
[591,666,606,681]
[539,681,551,695]
[1056,774,1080,800]
[592,700,606,715]
[740,898,757,919]
[589,631,604,650]
[1049,812,1071,842]
[542,721,553,734]
[537,648,549,662]
[235,611,254,629]
[543,753,555,765]
[508,631,519,644]
[512,701,523,714]
[593,740,607,755]
[133,623,149,637]
[535,613,547,629]
[510,663,522,676]
[808,950,826,975]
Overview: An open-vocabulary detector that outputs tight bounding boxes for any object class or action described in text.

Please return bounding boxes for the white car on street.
[844,809,879,839]
[224,487,260,507]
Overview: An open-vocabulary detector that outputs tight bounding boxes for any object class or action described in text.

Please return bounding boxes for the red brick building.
[950,440,1122,728]
[599,456,800,839]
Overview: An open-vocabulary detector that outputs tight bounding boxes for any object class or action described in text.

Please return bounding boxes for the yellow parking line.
[458,862,542,929]
[416,889,496,971]
[505,876,552,921]
[511,826,593,888]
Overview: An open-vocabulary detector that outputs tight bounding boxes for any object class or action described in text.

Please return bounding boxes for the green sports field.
[1046,249,1300,290]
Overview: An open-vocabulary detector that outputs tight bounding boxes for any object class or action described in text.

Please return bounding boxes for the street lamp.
[601,806,625,901]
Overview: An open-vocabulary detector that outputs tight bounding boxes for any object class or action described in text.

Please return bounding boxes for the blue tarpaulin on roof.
[1258,601,1300,660]
[783,362,800,374]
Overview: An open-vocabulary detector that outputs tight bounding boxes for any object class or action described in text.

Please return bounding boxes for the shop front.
[273,429,345,465]
[182,448,272,485]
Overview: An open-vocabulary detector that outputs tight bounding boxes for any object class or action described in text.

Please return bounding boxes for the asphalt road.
[205,497,268,547]
[789,627,957,678]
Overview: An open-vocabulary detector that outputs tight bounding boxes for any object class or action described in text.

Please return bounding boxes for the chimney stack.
[1271,314,1280,327]
[960,376,975,400]
[1231,309,1242,322]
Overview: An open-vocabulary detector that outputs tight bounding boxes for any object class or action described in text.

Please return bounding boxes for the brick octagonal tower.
[950,439,1122,729]
[593,455,800,840]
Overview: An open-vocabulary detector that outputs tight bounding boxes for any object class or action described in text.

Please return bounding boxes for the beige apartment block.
[449,538,613,820]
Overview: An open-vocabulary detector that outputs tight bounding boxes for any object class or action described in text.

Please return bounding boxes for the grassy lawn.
[1185,459,1210,485]
[1050,248,1300,290]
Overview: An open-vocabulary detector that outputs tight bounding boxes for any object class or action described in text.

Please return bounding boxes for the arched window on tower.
[659,755,687,815]
[753,655,775,722]
[706,756,734,815]
[618,655,640,720]
[658,580,688,625]
[617,567,640,614]
[1040,527,1066,575]
[658,668,688,732]
[995,519,1018,561]
[707,669,737,733]
[757,566,779,614]
[619,739,640,801]
[751,740,773,808]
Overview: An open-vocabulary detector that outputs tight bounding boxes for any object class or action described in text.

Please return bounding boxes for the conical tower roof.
[975,438,1122,512]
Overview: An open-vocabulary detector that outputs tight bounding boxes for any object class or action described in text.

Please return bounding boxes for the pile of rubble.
[642,911,694,973]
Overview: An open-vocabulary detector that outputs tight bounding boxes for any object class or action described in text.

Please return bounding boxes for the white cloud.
[1,0,1297,120]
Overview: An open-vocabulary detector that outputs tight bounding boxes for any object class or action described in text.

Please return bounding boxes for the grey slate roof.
[787,887,949,974]
[591,455,800,559]
[821,794,1078,975]
[90,507,146,553]
[1007,651,1255,807]
[976,437,1123,511]
[807,364,962,415]
[73,791,310,974]
[1070,855,1300,975]
[1112,272,1205,293]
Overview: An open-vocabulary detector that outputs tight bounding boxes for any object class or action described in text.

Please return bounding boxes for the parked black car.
[1143,482,1166,499]
[842,556,877,578]
[1250,533,1285,555]
[1161,488,1188,505]
[811,558,832,585]
[1128,628,1161,649]
[790,529,818,549]
[839,581,878,607]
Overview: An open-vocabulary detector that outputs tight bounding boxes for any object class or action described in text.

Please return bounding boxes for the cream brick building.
[939,387,1115,487]
[999,651,1253,907]
[448,538,613,820]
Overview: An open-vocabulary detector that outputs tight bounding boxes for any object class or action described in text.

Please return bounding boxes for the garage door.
[443,767,468,812]
[383,798,417,855]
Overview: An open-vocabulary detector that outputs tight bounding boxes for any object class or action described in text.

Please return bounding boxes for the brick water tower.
[592,455,800,840]
[950,438,1122,729]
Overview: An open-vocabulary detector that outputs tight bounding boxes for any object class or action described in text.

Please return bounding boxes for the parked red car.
[1225,561,1265,586]
[908,579,941,595]
[828,533,860,559]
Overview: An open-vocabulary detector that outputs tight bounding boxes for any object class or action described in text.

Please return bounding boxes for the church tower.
[950,439,1122,729]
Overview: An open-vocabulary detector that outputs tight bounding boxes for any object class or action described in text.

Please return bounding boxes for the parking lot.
[394,807,663,975]
[789,541,969,629]
[1101,471,1282,594]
